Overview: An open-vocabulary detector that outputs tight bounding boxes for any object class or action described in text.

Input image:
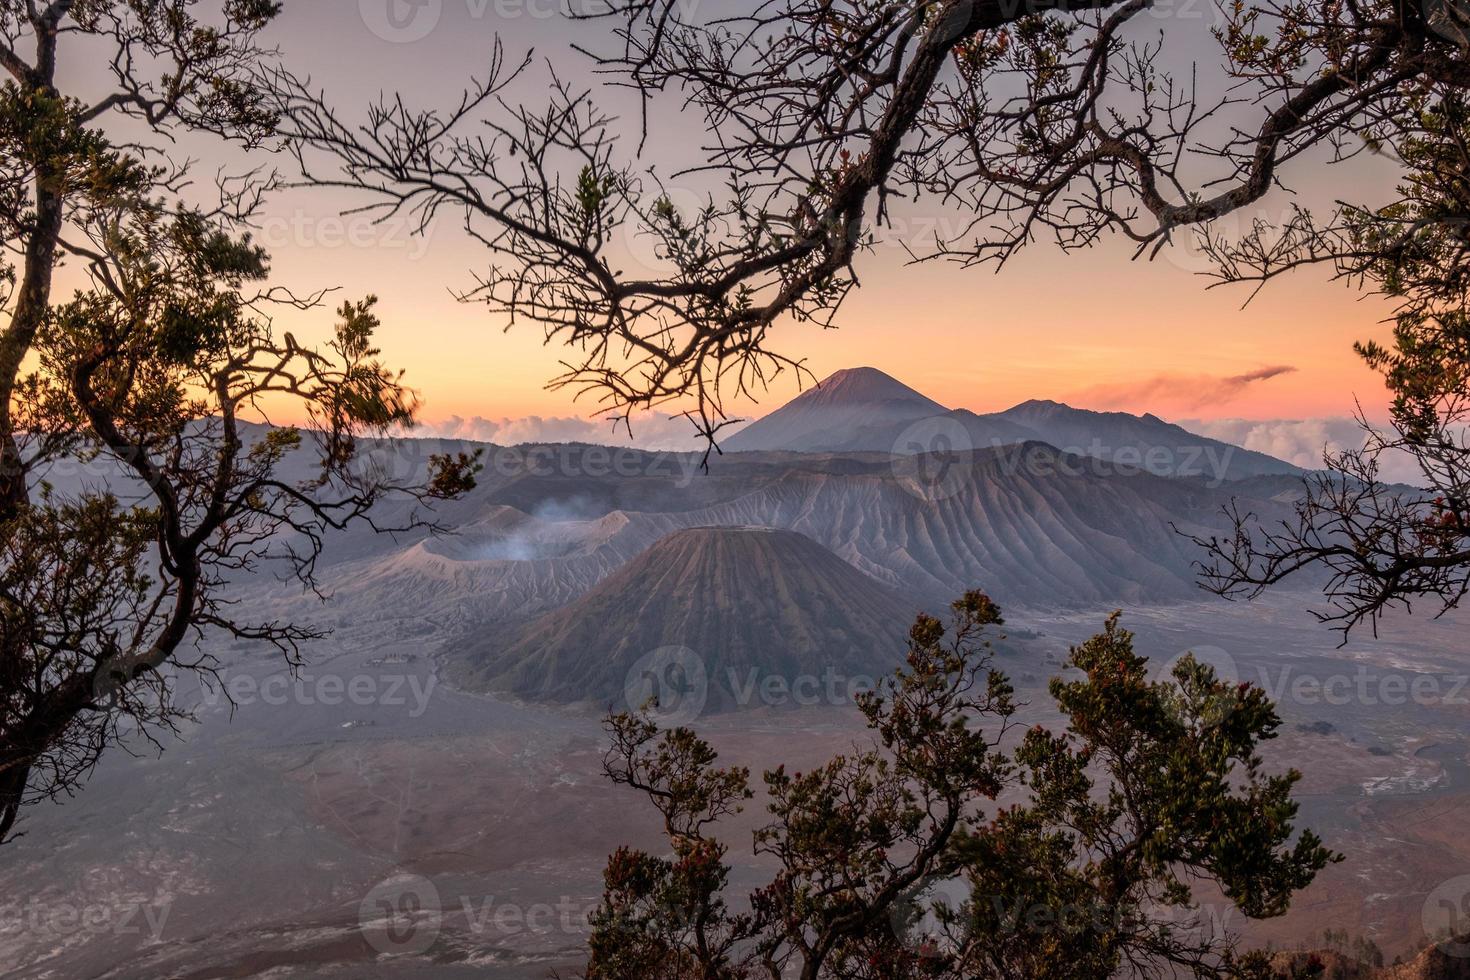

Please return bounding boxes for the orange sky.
[261,179,1392,429]
[47,4,1396,434]
[239,7,1396,432]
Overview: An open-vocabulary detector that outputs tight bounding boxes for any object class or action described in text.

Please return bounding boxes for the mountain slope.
[725,367,1298,480]
[288,441,1299,647]
[995,399,1300,480]
[462,527,924,708]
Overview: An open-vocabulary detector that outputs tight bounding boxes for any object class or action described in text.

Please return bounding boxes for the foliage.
[0,1,479,846]
[585,594,1337,979]
[1197,88,1470,633]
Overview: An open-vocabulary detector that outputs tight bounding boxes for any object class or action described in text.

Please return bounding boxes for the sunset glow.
[236,5,1397,436]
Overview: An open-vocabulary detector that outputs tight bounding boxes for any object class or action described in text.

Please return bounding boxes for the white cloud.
[1181,417,1423,484]
[407,412,745,452]
[406,410,1432,483]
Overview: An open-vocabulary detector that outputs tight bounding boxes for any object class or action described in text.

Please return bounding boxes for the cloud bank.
[410,412,743,452]
[409,408,1427,486]
[1181,416,1422,484]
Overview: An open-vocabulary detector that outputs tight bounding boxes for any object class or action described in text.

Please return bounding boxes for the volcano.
[461,526,928,710]
[724,367,1299,480]
[724,367,949,453]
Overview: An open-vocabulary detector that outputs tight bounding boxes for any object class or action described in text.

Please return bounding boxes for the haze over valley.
[12,3,1470,975]
[5,369,1467,978]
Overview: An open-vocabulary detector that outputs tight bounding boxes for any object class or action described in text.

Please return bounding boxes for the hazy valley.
[4,369,1467,978]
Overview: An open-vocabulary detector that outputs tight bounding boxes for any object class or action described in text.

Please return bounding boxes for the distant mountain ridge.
[991,398,1300,481]
[725,367,1300,481]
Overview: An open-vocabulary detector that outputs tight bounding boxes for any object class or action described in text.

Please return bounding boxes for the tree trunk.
[0,757,35,844]
[0,171,64,519]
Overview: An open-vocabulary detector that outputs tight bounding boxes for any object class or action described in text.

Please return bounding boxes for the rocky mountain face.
[461,526,925,708]
[723,366,948,453]
[1270,938,1470,978]
[284,441,1297,644]
[225,370,1311,711]
[725,367,1300,480]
